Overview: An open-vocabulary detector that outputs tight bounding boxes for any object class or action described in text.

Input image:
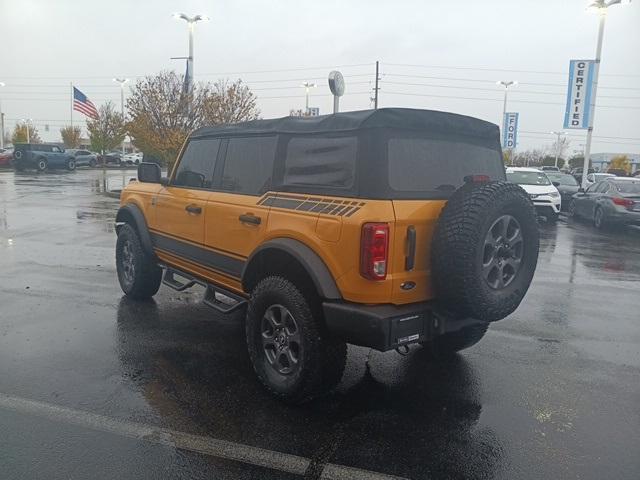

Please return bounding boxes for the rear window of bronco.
[387,137,504,195]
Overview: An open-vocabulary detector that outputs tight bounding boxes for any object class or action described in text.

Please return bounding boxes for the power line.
[380,80,640,99]
[0,63,375,81]
[382,73,640,92]
[384,62,640,78]
[382,91,640,109]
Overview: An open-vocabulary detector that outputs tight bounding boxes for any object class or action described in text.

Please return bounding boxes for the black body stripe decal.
[256,193,364,217]
[151,232,244,278]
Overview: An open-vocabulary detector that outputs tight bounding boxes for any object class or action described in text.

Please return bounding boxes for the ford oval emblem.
[400,281,416,291]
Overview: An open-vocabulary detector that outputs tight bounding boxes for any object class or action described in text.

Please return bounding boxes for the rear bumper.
[607,209,640,225]
[323,301,486,352]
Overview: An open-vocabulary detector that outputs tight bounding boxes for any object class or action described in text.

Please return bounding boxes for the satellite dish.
[328,71,345,97]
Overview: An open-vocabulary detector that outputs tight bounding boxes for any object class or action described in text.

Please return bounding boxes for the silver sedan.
[569,178,640,229]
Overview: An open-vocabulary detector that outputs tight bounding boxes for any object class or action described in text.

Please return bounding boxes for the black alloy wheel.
[261,304,302,376]
[482,214,524,290]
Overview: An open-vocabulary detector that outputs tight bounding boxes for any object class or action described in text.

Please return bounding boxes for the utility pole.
[172,13,209,103]
[0,82,5,150]
[301,81,316,115]
[113,78,129,157]
[580,0,628,187]
[551,131,568,169]
[21,119,31,143]
[374,61,380,109]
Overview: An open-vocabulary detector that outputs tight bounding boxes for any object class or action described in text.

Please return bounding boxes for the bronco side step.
[161,267,247,314]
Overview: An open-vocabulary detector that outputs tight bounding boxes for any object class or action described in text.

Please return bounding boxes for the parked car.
[506,167,561,221]
[98,152,121,166]
[66,149,98,167]
[569,177,640,229]
[541,166,560,172]
[0,148,13,167]
[545,172,580,211]
[585,172,615,186]
[123,152,143,165]
[115,108,540,403]
[12,143,76,171]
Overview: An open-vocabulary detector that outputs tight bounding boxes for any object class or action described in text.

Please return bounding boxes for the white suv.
[506,167,561,221]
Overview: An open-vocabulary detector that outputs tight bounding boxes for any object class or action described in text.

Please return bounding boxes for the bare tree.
[86,102,126,154]
[203,79,260,125]
[513,148,546,167]
[126,71,211,167]
[60,125,82,148]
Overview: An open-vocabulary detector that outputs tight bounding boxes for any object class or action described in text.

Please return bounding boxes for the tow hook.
[395,345,410,356]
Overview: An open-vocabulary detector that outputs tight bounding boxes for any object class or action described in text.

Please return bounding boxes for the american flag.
[73,87,99,119]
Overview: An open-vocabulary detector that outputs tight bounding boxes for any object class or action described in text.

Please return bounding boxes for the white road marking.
[0,392,409,480]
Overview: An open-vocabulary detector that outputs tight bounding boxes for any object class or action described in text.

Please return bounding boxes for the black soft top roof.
[191,107,499,139]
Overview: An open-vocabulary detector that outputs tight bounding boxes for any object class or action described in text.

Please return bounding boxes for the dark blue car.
[12,143,77,172]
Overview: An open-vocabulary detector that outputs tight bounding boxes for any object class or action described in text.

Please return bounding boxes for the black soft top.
[191,107,499,139]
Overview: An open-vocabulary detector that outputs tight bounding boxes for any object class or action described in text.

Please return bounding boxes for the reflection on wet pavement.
[1,168,639,479]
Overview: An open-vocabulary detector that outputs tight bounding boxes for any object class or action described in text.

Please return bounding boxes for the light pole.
[0,82,5,150]
[581,0,630,188]
[172,13,209,96]
[301,82,316,115]
[496,80,517,125]
[497,80,517,160]
[113,78,129,157]
[20,119,32,143]
[550,131,569,169]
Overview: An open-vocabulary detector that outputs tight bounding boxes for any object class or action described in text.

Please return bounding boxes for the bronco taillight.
[360,223,389,281]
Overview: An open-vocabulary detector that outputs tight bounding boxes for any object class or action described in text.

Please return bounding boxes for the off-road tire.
[116,223,162,299]
[428,323,489,357]
[13,150,24,160]
[36,158,47,172]
[431,181,539,322]
[568,200,577,218]
[246,276,347,404]
[66,159,76,171]
[89,159,97,168]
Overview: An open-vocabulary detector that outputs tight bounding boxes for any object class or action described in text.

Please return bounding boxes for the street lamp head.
[113,77,129,85]
[173,12,189,21]
[173,12,209,23]
[587,0,629,13]
[497,80,518,88]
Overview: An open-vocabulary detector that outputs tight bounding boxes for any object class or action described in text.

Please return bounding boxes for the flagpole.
[70,82,73,128]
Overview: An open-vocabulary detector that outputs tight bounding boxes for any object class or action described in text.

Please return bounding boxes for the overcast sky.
[1,0,639,154]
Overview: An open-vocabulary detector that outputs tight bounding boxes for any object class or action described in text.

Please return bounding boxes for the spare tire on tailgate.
[431,181,539,322]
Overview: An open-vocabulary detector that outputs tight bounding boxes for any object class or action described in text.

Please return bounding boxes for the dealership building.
[590,152,639,173]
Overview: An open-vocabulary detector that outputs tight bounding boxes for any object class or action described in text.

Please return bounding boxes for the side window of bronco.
[220,136,277,195]
[283,135,357,189]
[173,138,221,189]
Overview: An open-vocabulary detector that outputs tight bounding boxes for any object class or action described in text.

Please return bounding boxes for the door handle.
[239,214,261,225]
[185,204,202,214]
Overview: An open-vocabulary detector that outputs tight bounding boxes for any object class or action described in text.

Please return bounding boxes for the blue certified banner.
[502,112,519,149]
[564,59,596,129]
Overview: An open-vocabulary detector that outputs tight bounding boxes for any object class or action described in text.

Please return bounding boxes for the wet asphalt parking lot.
[0,168,639,480]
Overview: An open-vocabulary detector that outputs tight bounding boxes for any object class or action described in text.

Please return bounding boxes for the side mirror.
[552,181,560,187]
[137,162,162,183]
[578,188,585,194]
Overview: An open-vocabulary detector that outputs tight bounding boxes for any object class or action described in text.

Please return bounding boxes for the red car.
[0,148,13,167]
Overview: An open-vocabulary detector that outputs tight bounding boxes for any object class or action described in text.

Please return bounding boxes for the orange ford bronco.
[115,108,539,403]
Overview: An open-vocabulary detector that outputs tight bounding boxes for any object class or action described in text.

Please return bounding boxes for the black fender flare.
[242,238,342,300]
[115,204,155,257]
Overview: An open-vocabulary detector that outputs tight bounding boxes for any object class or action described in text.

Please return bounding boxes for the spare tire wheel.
[431,181,539,322]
